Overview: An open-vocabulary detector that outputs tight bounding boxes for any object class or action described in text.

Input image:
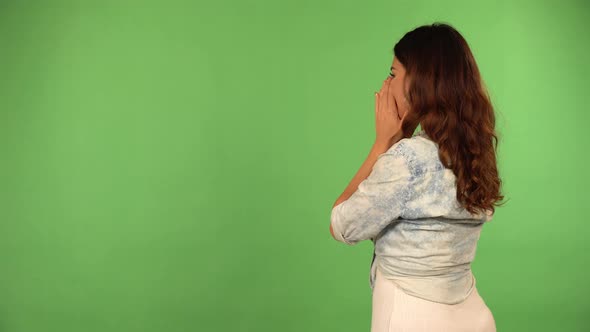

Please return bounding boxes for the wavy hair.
[393,22,507,216]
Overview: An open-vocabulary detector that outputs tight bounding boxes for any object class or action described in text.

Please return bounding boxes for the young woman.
[330,22,505,332]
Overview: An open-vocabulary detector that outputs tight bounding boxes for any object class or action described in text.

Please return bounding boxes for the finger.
[385,79,391,114]
[375,92,379,113]
[390,81,396,116]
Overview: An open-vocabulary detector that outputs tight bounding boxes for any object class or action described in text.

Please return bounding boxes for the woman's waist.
[374,261,477,305]
[375,254,473,277]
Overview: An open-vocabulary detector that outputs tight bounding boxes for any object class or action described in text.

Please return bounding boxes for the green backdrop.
[1,1,588,331]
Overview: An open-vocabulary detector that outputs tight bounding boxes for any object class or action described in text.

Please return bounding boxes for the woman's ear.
[399,98,411,120]
[403,76,412,104]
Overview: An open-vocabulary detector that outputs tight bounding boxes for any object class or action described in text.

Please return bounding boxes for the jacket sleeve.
[330,146,413,246]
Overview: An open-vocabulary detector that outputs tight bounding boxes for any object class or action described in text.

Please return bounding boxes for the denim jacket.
[330,129,493,304]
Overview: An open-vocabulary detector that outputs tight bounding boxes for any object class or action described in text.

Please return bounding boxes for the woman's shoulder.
[384,130,442,172]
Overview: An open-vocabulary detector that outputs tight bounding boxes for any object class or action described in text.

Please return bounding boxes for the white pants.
[371,265,496,332]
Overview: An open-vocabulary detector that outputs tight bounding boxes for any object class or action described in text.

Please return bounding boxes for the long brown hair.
[394,22,507,216]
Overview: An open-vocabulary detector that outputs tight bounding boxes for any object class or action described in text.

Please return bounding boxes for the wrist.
[374,132,403,151]
[371,141,391,156]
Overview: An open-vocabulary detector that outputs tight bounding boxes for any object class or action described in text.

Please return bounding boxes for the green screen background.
[1,1,588,331]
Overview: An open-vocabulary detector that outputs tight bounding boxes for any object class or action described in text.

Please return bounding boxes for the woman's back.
[372,130,493,304]
[330,129,493,304]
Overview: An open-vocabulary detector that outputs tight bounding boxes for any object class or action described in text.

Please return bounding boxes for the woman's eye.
[389,73,395,78]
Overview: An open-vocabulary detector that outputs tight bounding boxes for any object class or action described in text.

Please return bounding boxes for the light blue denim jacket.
[330,129,493,304]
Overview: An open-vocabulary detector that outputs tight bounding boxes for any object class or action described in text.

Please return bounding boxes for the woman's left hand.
[374,77,408,146]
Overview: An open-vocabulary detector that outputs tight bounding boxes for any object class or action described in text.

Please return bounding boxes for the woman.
[330,22,505,332]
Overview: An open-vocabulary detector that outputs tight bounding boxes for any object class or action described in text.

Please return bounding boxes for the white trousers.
[371,265,496,332]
